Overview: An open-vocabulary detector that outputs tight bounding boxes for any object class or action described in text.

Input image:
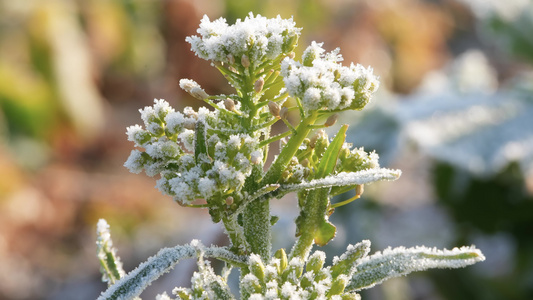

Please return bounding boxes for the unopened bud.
[306,251,326,274]
[225,196,234,206]
[179,79,209,100]
[224,98,236,111]
[300,158,309,167]
[325,114,338,127]
[241,55,250,68]
[251,151,262,165]
[268,101,280,118]
[249,254,266,282]
[254,77,265,93]
[190,87,209,100]
[355,184,364,197]
[274,248,288,272]
[280,107,289,120]
[227,54,235,65]
[184,120,196,130]
[309,135,318,149]
[288,52,295,59]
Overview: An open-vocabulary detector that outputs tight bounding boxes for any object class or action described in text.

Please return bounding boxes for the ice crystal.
[186,13,301,65]
[281,42,379,114]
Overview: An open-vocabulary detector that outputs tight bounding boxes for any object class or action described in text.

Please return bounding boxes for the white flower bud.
[251,151,262,165]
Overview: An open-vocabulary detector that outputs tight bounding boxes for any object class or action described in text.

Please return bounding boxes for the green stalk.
[290,187,331,260]
[260,111,318,187]
[243,198,271,260]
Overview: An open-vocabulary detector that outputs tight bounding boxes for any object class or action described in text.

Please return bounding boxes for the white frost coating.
[178,129,196,152]
[124,150,145,174]
[155,292,172,300]
[179,79,209,100]
[153,99,174,117]
[198,177,217,198]
[97,241,247,300]
[179,79,202,93]
[332,240,371,267]
[281,282,299,299]
[281,168,401,193]
[126,124,146,146]
[242,273,260,293]
[347,245,486,292]
[164,111,185,135]
[186,13,301,64]
[281,42,379,114]
[139,105,157,126]
[96,218,126,284]
[96,219,111,245]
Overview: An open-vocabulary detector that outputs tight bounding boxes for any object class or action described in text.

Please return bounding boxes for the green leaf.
[316,124,348,178]
[314,219,336,246]
[331,240,371,278]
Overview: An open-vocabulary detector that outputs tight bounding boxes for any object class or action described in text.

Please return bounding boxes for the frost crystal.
[186,13,301,65]
[281,42,379,114]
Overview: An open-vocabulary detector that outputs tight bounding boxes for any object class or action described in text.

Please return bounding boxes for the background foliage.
[0,0,531,299]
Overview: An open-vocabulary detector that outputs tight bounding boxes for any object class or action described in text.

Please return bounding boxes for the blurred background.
[1,0,532,299]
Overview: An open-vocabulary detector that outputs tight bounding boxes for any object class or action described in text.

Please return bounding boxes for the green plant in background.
[96,13,484,300]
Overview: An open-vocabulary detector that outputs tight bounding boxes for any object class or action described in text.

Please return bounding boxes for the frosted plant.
[97,13,485,300]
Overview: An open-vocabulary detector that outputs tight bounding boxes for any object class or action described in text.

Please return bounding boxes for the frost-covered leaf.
[400,89,533,177]
[348,51,533,178]
[331,240,371,279]
[346,245,485,292]
[97,241,247,300]
[279,168,401,196]
[96,219,126,285]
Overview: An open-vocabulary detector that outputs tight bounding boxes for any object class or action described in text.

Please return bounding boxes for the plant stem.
[289,188,331,260]
[260,111,318,187]
[243,198,271,260]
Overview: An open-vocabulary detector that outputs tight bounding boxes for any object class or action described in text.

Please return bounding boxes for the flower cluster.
[281,42,379,114]
[124,100,261,208]
[238,243,369,300]
[280,129,380,185]
[186,13,301,67]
